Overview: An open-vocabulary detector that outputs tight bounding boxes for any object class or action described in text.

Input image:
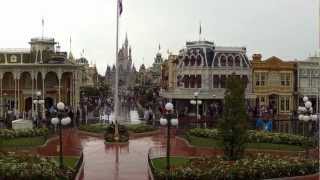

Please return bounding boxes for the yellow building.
[252,54,296,132]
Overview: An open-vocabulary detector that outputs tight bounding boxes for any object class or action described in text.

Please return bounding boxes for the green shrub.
[187,128,313,147]
[0,154,73,179]
[153,154,319,180]
[79,124,108,133]
[126,124,156,133]
[0,128,49,139]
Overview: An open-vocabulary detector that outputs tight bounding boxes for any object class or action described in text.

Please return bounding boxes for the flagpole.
[114,0,120,140]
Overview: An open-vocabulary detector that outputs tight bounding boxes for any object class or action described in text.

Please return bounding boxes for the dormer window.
[10,55,17,63]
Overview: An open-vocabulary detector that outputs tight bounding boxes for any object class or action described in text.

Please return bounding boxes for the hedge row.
[187,128,313,147]
[153,154,319,180]
[0,128,49,139]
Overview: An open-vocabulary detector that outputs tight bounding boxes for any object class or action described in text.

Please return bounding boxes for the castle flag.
[118,0,123,15]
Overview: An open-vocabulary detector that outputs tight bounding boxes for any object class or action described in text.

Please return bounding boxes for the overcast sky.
[0,0,317,74]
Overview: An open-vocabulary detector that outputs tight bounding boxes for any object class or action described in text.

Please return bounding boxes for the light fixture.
[57,102,65,111]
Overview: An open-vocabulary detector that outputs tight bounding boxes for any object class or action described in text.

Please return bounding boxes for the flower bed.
[0,128,49,139]
[153,154,319,180]
[0,154,73,180]
[187,128,313,147]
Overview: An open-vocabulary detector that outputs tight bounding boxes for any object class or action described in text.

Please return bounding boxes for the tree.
[218,74,248,160]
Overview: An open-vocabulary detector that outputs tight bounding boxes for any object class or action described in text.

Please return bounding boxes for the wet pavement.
[36,128,319,180]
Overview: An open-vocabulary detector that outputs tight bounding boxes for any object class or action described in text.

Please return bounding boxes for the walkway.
[36,129,319,180]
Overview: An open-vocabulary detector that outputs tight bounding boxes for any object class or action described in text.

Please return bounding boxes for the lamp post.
[51,102,71,169]
[33,91,45,128]
[297,96,318,158]
[190,92,202,128]
[160,102,178,180]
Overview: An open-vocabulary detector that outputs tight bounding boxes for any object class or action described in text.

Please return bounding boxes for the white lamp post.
[33,91,45,128]
[160,102,178,180]
[297,96,318,136]
[190,92,202,128]
[51,101,71,169]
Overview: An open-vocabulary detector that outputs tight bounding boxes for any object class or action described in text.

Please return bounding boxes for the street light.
[51,102,71,169]
[33,91,45,128]
[298,96,318,136]
[160,102,178,180]
[190,92,202,128]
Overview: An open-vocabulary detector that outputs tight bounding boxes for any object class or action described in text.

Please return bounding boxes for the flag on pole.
[118,0,123,16]
[42,18,44,27]
[199,22,202,35]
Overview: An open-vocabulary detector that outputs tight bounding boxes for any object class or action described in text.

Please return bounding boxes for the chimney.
[252,54,262,61]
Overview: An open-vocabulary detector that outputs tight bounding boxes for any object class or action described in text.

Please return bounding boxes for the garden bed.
[0,153,74,180]
[186,135,305,151]
[185,128,314,151]
[151,154,319,180]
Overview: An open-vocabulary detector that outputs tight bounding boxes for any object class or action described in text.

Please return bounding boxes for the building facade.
[297,55,320,113]
[160,40,253,118]
[0,37,88,120]
[252,54,296,131]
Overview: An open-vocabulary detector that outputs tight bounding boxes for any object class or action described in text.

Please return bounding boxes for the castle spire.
[125,32,128,48]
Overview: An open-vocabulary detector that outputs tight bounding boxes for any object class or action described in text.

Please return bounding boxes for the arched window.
[235,56,241,67]
[190,56,196,66]
[190,75,196,88]
[196,55,202,66]
[228,56,233,67]
[184,75,189,88]
[220,56,226,66]
[184,56,189,66]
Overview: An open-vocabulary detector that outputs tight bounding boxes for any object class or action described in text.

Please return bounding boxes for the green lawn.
[186,135,305,151]
[52,156,79,169]
[0,136,46,148]
[152,157,190,170]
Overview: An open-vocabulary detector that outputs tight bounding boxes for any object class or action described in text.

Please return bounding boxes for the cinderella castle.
[105,34,137,91]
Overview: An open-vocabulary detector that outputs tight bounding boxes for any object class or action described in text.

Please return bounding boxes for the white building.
[297,55,320,113]
[161,40,254,118]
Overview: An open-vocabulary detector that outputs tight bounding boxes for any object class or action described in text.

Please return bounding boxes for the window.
[242,75,248,88]
[190,75,195,88]
[190,56,195,66]
[184,75,189,88]
[213,75,219,88]
[281,73,290,86]
[255,72,267,86]
[196,55,201,66]
[196,75,201,88]
[220,75,226,88]
[220,56,226,66]
[227,56,233,66]
[10,55,17,63]
[235,56,241,66]
[280,96,290,112]
[184,56,189,66]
